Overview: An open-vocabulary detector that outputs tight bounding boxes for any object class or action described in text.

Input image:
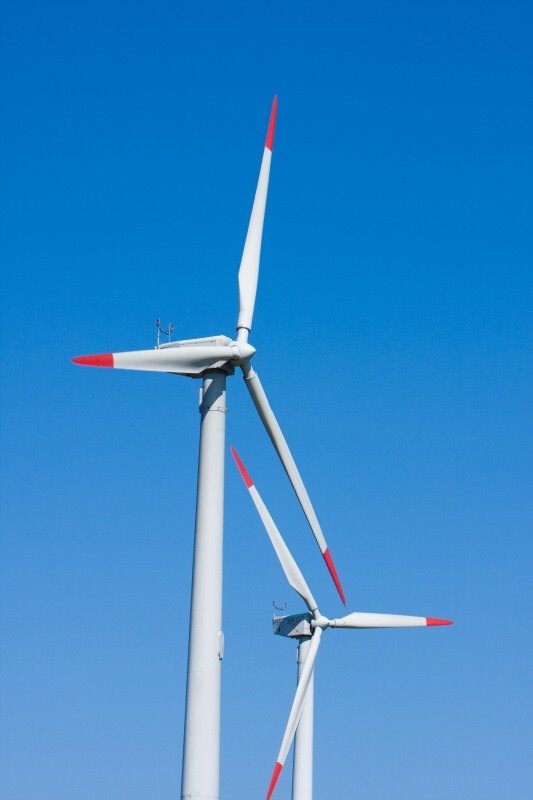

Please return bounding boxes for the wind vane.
[155,318,174,348]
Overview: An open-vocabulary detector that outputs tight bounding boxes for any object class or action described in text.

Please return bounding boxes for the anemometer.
[155,318,174,348]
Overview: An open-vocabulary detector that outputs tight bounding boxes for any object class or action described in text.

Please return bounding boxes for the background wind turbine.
[230,447,453,800]
[72,99,346,800]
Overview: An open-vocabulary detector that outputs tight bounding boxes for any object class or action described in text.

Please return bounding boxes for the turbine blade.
[241,364,346,604]
[72,344,236,377]
[231,447,319,614]
[329,612,454,628]
[266,628,322,800]
[237,96,278,338]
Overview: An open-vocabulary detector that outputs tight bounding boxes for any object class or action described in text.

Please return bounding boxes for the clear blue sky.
[1,2,532,798]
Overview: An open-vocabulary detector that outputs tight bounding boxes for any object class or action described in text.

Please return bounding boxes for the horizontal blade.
[266,627,322,800]
[72,345,236,377]
[237,97,278,338]
[241,363,346,604]
[231,447,318,614]
[329,612,453,628]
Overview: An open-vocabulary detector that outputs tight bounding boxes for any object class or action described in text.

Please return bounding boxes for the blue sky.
[1,1,532,798]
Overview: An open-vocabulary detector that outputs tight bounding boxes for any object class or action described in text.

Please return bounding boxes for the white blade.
[265,628,322,800]
[329,612,453,628]
[241,363,346,604]
[236,97,277,338]
[230,448,318,614]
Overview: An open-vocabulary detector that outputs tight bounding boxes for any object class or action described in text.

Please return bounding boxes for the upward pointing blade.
[241,364,346,604]
[230,447,319,614]
[265,627,323,800]
[237,96,278,339]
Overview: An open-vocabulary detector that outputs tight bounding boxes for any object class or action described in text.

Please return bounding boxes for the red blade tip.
[72,354,114,368]
[230,446,254,488]
[266,761,283,800]
[426,617,453,626]
[265,96,278,152]
[322,548,346,605]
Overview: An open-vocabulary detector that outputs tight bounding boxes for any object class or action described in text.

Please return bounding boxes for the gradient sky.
[1,2,532,798]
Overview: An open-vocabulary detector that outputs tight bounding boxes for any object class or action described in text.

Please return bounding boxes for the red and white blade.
[237,96,278,337]
[242,367,347,604]
[265,627,322,800]
[72,345,235,376]
[230,447,318,614]
[330,612,453,628]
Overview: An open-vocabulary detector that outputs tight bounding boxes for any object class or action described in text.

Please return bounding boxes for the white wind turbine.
[72,99,346,800]
[230,447,453,800]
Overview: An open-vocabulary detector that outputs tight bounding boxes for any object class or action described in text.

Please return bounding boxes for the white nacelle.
[157,335,233,350]
[273,612,313,639]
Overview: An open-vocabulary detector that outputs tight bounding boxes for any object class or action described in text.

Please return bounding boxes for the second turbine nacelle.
[73,335,256,378]
[274,613,313,639]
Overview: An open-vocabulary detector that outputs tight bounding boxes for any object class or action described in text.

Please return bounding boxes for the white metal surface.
[276,628,322,772]
[181,372,227,800]
[292,637,314,800]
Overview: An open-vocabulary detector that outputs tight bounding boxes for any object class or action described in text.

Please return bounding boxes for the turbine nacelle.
[273,613,313,639]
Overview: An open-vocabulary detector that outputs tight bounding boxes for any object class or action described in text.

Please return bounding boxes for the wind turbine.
[230,447,453,800]
[72,99,346,800]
